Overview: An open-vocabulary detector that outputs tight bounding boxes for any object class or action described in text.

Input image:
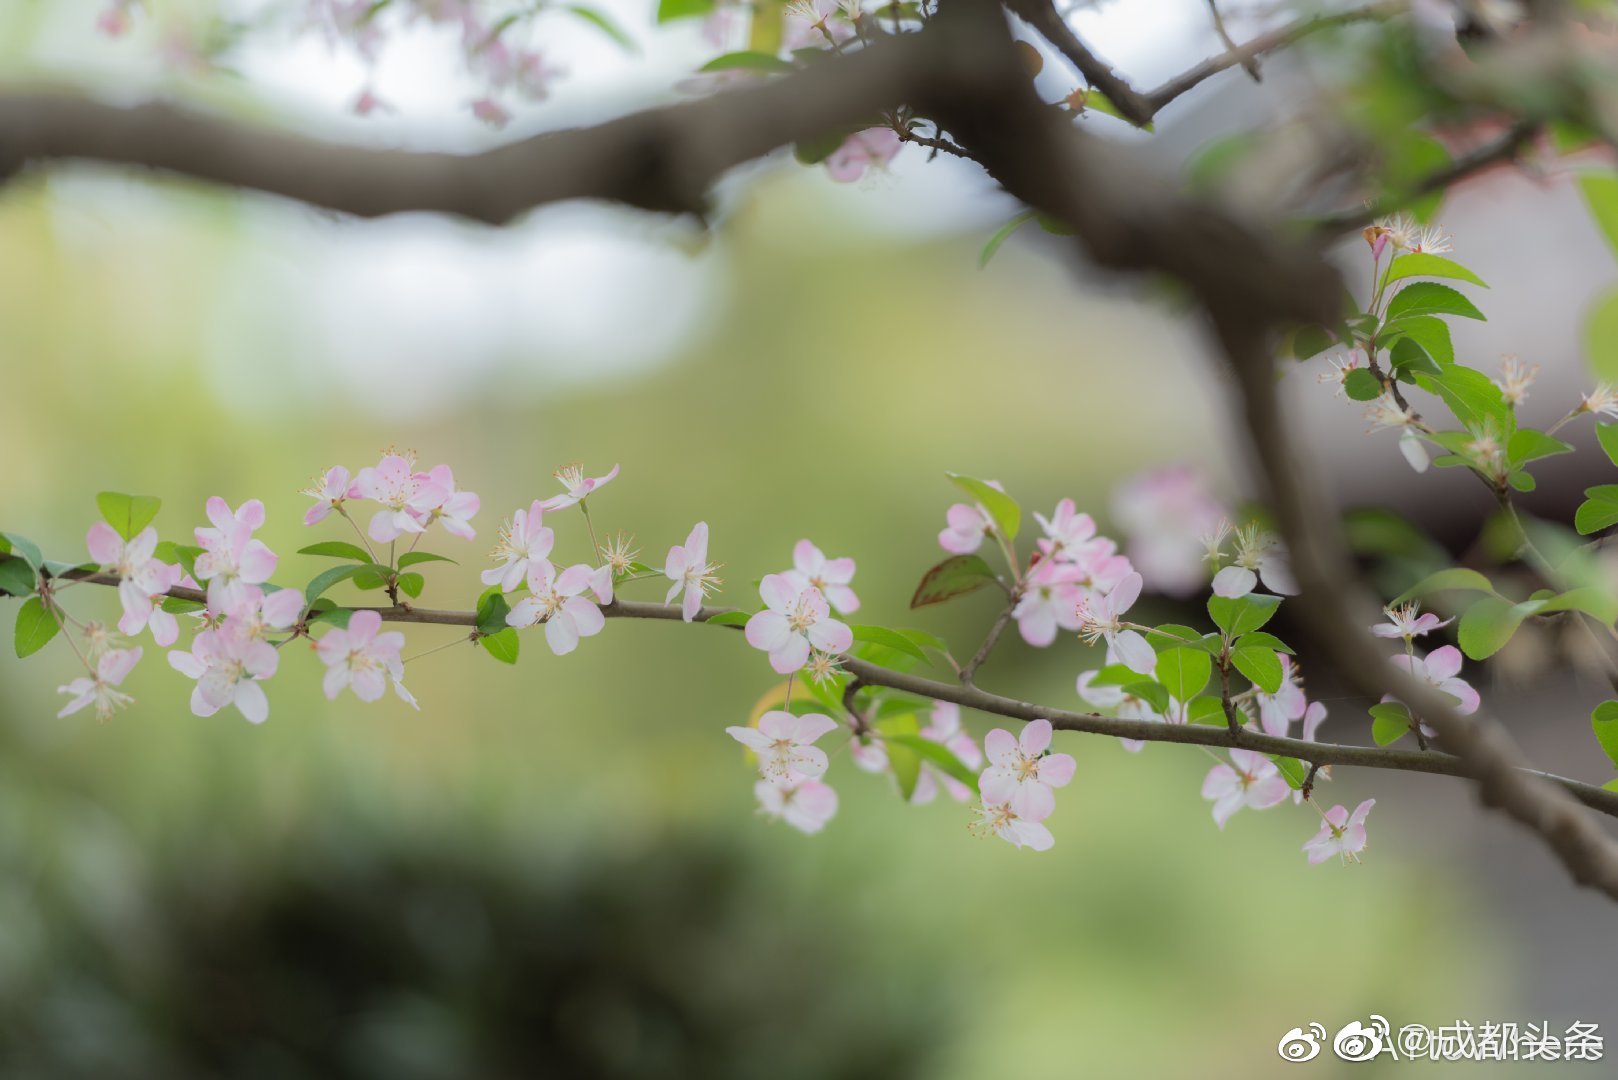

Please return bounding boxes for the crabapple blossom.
[1012,559,1085,647]
[1316,351,1363,399]
[1211,525,1297,599]
[978,719,1075,822]
[301,465,356,526]
[167,628,279,724]
[1075,571,1155,675]
[1255,654,1308,737]
[937,481,1005,554]
[482,501,554,593]
[783,0,856,50]
[353,453,448,542]
[1292,701,1331,803]
[755,777,839,834]
[506,563,609,656]
[1494,355,1537,406]
[86,523,183,646]
[1032,499,1098,563]
[1077,670,1180,753]
[57,646,142,721]
[664,522,722,622]
[1304,799,1376,864]
[1111,465,1226,597]
[1371,602,1453,642]
[192,497,279,612]
[912,702,982,804]
[782,539,859,615]
[224,585,305,641]
[824,128,902,183]
[414,464,480,540]
[315,609,415,706]
[969,802,1054,851]
[1388,644,1480,715]
[540,462,619,511]
[1201,748,1290,828]
[744,574,853,674]
[726,710,838,783]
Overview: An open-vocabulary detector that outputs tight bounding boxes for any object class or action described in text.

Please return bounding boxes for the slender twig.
[1205,0,1261,82]
[959,597,1017,686]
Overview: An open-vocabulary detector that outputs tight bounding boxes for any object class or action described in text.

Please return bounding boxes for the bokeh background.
[2,0,1617,1076]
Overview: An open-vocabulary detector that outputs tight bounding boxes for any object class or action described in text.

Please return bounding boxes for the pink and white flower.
[1111,466,1227,597]
[937,481,1005,555]
[1033,499,1099,563]
[911,702,982,804]
[414,464,480,540]
[540,462,619,511]
[1011,559,1085,647]
[1371,602,1453,642]
[1388,644,1480,715]
[969,802,1054,851]
[192,497,279,613]
[86,523,183,646]
[726,710,838,782]
[57,646,142,721]
[1075,571,1155,675]
[482,500,554,593]
[978,719,1075,822]
[744,574,853,674]
[223,585,305,641]
[1200,748,1290,828]
[505,563,609,656]
[825,128,902,183]
[782,539,859,615]
[301,465,356,526]
[755,777,838,833]
[167,628,279,723]
[353,453,449,543]
[664,522,722,622]
[1303,798,1375,864]
[1255,654,1308,737]
[315,609,415,706]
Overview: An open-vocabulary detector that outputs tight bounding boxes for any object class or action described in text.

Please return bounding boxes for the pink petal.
[745,611,791,652]
[1019,718,1053,755]
[758,573,798,613]
[1037,752,1076,788]
[768,635,811,674]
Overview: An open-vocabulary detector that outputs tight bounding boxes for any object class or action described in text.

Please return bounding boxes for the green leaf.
[1594,701,1618,768]
[481,628,519,664]
[1507,429,1573,467]
[0,558,37,596]
[1413,366,1513,435]
[564,4,636,50]
[153,541,203,580]
[1584,285,1618,383]
[698,50,795,74]
[1385,281,1486,323]
[1382,316,1454,366]
[875,713,922,800]
[397,572,424,599]
[1387,336,1442,379]
[1595,423,1618,470]
[95,492,161,541]
[1155,647,1211,702]
[1186,697,1226,726]
[1231,646,1282,694]
[884,733,980,788]
[1537,586,1618,623]
[1122,680,1170,714]
[0,532,43,572]
[396,550,455,569]
[159,596,205,614]
[1369,702,1413,746]
[14,597,58,658]
[1390,566,1495,606]
[1146,624,1219,653]
[298,541,375,562]
[979,210,1036,269]
[656,0,713,19]
[1233,631,1293,655]
[1343,368,1383,401]
[303,564,374,605]
[945,473,1020,543]
[1580,173,1618,255]
[1575,485,1618,535]
[1270,755,1308,790]
[1506,470,1536,493]
[1383,253,1488,288]
[1457,595,1533,660]
[1207,593,1281,636]
[849,625,930,665]
[910,554,998,608]
[705,610,754,627]
[1286,324,1335,361]
[476,588,512,635]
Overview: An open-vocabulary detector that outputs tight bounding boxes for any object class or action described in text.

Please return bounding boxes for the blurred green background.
[0,0,1600,1076]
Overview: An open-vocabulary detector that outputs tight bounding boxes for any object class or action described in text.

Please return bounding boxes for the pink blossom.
[978,719,1075,821]
[1303,798,1375,864]
[351,88,393,116]
[782,539,859,614]
[1075,571,1155,675]
[1011,559,1085,647]
[970,802,1054,851]
[482,500,554,593]
[86,523,183,646]
[783,0,856,51]
[506,563,608,655]
[415,464,479,540]
[226,586,306,641]
[1292,701,1331,803]
[825,128,902,183]
[911,701,981,804]
[1077,669,1177,752]
[937,483,1005,554]
[744,574,853,674]
[302,465,357,526]
[353,454,448,542]
[1201,748,1290,828]
[1110,465,1227,597]
[57,646,142,721]
[315,609,414,705]
[664,521,721,622]
[1255,654,1307,737]
[726,710,838,782]
[1371,602,1453,641]
[470,96,512,128]
[540,463,619,512]
[755,777,838,833]
[193,497,279,613]
[167,628,279,723]
[1388,644,1480,715]
[1033,499,1099,563]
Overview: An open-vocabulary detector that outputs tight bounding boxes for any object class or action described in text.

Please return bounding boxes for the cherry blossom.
[301,465,356,526]
[1111,465,1226,597]
[222,585,304,642]
[1370,602,1453,642]
[911,702,982,804]
[744,574,853,674]
[167,628,279,723]
[969,802,1054,851]
[1304,799,1376,864]
[193,497,279,612]
[825,128,902,182]
[1494,355,1537,406]
[1255,654,1308,737]
[1211,525,1297,599]
[353,453,448,542]
[315,609,414,706]
[482,500,554,593]
[1075,571,1155,675]
[506,563,609,656]
[784,0,856,50]
[755,777,839,834]
[86,522,183,646]
[540,462,619,511]
[1201,748,1290,828]
[979,719,1075,821]
[57,646,142,721]
[664,521,722,622]
[1388,644,1480,715]
[937,485,1006,555]
[782,539,859,615]
[1033,499,1098,563]
[726,710,838,782]
[1012,559,1085,647]
[414,464,480,540]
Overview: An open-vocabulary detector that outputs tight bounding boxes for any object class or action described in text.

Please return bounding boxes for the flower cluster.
[969,719,1075,851]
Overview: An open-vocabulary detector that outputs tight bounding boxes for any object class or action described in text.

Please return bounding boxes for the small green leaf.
[1146,624,1218,653]
[1383,253,1487,288]
[1343,368,1382,401]
[298,541,375,562]
[979,211,1036,270]
[1155,647,1211,702]
[476,588,512,635]
[1506,470,1536,493]
[1233,631,1293,655]
[698,50,796,74]
[1382,315,1454,366]
[160,596,205,614]
[910,554,998,608]
[1385,281,1486,323]
[945,473,1020,543]
[1598,422,1618,468]
[1575,485,1618,535]
[1388,336,1442,378]
[95,492,162,541]
[1414,365,1514,435]
[304,564,374,606]
[398,551,456,569]
[1186,697,1226,726]
[397,572,424,599]
[884,733,979,788]
[1231,646,1282,694]
[0,558,37,597]
[1390,567,1495,607]
[564,4,636,50]
[657,0,713,20]
[1586,285,1618,384]
[153,541,203,580]
[1123,680,1170,714]
[1207,594,1281,636]
[1269,755,1308,790]
[704,610,754,627]
[1457,595,1531,660]
[1369,702,1413,746]
[876,713,922,800]
[14,597,59,658]
[1592,701,1618,768]
[0,533,43,572]
[480,628,519,664]
[850,625,930,664]
[1507,429,1573,467]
